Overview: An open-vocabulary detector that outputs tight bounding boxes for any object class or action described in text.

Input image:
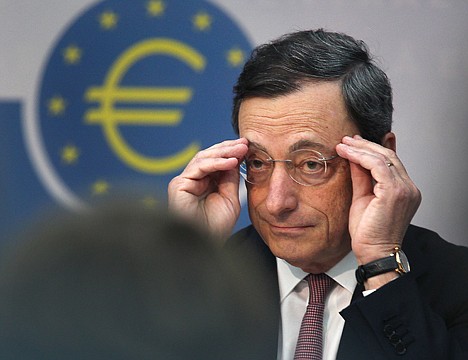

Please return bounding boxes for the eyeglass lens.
[240,149,332,186]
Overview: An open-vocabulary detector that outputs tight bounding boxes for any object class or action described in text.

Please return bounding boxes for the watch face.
[395,250,411,273]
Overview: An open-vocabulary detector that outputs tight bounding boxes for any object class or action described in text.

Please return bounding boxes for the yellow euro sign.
[84,38,204,174]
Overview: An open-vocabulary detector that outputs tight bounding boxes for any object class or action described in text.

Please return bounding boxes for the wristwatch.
[355,246,410,285]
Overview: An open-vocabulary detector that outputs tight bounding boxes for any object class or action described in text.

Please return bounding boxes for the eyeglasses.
[240,148,338,186]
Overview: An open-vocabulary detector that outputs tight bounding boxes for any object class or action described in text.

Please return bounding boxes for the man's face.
[238,81,359,273]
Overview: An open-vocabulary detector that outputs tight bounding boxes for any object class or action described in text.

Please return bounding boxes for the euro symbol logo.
[84,38,204,174]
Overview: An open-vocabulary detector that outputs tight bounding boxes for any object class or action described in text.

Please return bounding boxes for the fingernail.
[354,135,363,140]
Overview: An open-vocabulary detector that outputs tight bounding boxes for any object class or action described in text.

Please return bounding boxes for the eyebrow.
[289,139,329,153]
[247,139,334,155]
[247,141,268,152]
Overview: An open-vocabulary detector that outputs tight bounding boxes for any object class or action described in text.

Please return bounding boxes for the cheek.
[310,168,353,224]
[326,172,353,228]
[246,186,264,215]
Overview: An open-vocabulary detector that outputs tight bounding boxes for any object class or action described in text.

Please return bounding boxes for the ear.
[381,132,396,152]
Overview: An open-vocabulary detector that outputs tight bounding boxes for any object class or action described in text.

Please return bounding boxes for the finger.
[336,141,421,206]
[341,136,403,170]
[207,137,248,150]
[337,145,400,192]
[201,138,249,159]
[183,157,240,181]
[182,140,248,179]
[348,160,374,201]
[216,166,242,203]
[338,136,410,181]
[170,159,240,197]
[191,141,248,164]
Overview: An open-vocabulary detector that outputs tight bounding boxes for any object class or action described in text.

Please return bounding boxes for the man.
[168,29,468,359]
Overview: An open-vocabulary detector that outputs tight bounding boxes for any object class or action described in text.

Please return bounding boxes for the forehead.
[238,81,358,151]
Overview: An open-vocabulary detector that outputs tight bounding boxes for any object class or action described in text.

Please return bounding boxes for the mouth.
[268,223,314,235]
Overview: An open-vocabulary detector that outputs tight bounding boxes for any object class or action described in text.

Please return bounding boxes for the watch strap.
[355,256,398,285]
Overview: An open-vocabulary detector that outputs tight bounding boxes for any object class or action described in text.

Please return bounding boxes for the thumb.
[349,161,373,201]
[217,166,241,206]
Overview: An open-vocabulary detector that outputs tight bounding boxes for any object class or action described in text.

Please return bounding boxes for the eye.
[247,158,267,171]
[298,158,324,174]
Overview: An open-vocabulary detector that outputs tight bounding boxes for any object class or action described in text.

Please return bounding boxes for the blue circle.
[38,0,252,202]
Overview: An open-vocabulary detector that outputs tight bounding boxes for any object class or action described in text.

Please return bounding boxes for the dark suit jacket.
[227,224,468,359]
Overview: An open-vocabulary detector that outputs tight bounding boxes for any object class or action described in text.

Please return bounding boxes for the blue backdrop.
[0,0,252,243]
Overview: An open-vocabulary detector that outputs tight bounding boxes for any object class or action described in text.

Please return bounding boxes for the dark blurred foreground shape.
[0,201,277,359]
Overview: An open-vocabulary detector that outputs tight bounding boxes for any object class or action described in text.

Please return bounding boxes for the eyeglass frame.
[239,147,339,187]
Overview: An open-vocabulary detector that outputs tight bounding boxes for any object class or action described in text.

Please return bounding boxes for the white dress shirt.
[276,251,358,360]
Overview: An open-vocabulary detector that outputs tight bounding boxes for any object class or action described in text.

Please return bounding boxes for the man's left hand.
[336,135,422,271]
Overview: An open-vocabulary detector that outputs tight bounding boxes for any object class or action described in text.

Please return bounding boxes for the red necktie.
[294,273,333,360]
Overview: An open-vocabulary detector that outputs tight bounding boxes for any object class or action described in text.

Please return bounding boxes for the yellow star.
[47,96,66,116]
[63,44,82,65]
[99,10,118,30]
[147,0,165,17]
[227,47,245,67]
[192,11,212,31]
[61,144,80,164]
[142,196,158,209]
[92,180,110,195]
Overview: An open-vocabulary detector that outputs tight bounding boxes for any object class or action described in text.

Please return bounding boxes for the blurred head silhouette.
[0,200,275,359]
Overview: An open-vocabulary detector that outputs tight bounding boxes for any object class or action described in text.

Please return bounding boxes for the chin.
[280,254,326,274]
[268,238,317,266]
[266,235,342,273]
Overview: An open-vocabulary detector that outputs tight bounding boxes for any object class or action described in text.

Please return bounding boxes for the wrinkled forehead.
[239,81,350,126]
[238,83,357,156]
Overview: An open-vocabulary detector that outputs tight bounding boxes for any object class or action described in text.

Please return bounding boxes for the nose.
[264,163,299,217]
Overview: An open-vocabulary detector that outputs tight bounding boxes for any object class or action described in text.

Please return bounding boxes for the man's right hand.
[168,138,248,239]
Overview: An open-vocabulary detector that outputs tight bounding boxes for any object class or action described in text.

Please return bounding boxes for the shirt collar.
[276,251,358,302]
